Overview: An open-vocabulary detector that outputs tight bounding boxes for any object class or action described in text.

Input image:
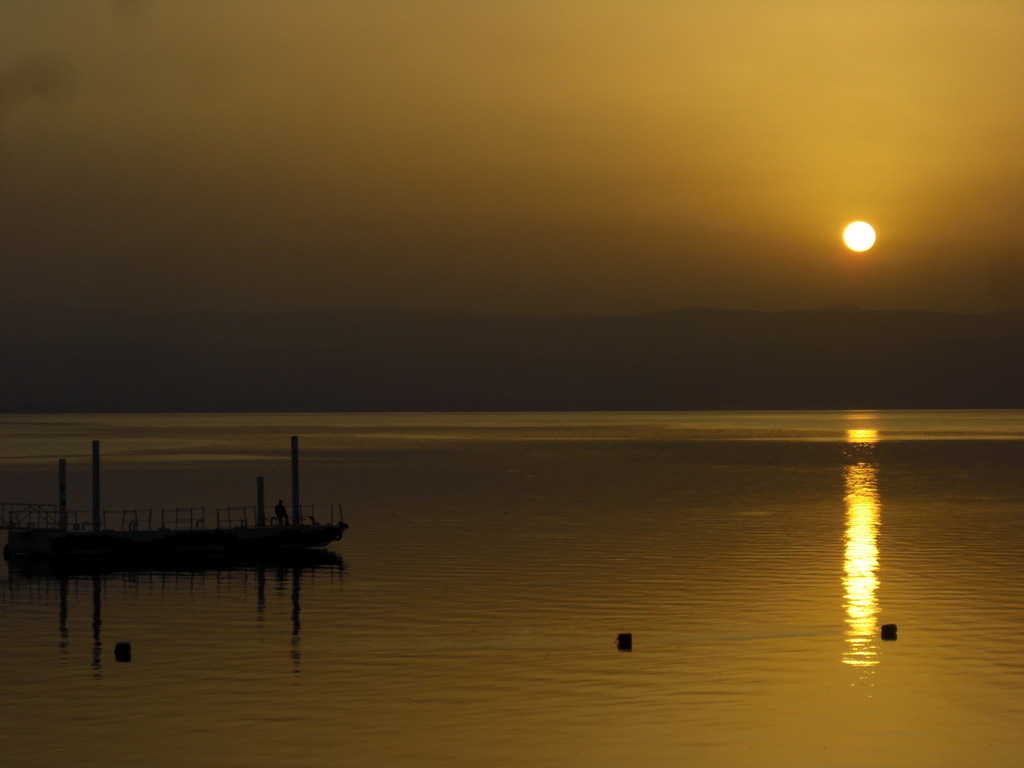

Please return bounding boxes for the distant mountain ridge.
[2,306,1022,412]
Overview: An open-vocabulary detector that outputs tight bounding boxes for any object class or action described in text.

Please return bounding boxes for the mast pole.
[59,458,68,531]
[92,440,101,534]
[291,436,301,526]
[256,476,265,527]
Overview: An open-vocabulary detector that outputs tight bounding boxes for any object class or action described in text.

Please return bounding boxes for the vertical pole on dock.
[291,436,301,526]
[91,440,101,534]
[58,458,68,531]
[256,476,265,527]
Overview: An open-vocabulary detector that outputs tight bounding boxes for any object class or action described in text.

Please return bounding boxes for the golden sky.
[2,1,1022,313]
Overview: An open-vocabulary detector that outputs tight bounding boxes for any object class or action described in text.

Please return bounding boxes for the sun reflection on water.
[843,428,880,670]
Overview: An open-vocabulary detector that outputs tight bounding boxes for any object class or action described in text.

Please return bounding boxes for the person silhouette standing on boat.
[275,500,287,525]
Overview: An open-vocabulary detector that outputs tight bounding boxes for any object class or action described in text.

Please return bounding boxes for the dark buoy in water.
[617,633,633,652]
[880,624,898,641]
[114,642,132,662]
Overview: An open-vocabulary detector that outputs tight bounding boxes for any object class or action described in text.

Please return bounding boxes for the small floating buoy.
[880,624,898,641]
[617,633,633,652]
[114,642,132,662]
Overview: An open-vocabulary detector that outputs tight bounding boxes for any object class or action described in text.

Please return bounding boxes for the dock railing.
[218,505,327,527]
[275,505,321,526]
[217,506,251,528]
[3,502,343,532]
[159,507,206,530]
[104,509,153,532]
[1,503,60,530]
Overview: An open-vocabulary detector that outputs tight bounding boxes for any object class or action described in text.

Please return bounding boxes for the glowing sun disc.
[843,221,876,252]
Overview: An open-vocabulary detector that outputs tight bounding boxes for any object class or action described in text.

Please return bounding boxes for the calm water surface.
[1,411,1022,767]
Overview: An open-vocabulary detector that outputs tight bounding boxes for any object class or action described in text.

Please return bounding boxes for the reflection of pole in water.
[843,428,881,670]
[91,574,103,674]
[257,564,267,622]
[291,567,302,673]
[59,576,69,654]
[22,555,340,671]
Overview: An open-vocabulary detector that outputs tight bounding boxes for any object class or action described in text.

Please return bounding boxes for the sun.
[843,221,876,252]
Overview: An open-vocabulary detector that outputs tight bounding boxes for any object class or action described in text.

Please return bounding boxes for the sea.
[1,411,1022,768]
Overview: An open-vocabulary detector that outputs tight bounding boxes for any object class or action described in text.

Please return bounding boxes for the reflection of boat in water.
[2,436,348,561]
[4,542,343,675]
[5,542,345,578]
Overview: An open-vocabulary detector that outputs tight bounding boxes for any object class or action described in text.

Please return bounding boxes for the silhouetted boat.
[1,436,349,561]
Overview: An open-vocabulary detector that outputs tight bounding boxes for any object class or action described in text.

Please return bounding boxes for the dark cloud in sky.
[1,1,1022,315]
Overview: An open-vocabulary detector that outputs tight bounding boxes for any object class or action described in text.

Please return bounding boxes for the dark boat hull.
[5,523,348,559]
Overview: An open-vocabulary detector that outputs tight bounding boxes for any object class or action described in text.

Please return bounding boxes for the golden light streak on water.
[843,428,881,670]
[846,428,879,445]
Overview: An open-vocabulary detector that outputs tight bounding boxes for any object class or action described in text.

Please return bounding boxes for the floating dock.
[2,437,348,560]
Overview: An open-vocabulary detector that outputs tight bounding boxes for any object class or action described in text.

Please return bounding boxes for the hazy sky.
[2,1,1022,314]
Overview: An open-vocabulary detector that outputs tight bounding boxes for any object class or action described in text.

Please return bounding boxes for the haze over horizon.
[2,1,1023,318]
